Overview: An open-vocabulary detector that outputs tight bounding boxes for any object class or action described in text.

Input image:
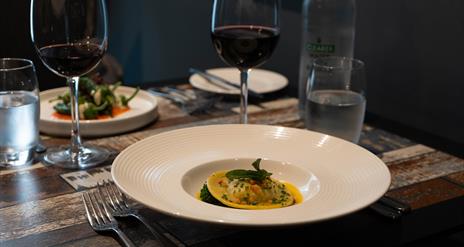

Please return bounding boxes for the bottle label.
[306,43,335,54]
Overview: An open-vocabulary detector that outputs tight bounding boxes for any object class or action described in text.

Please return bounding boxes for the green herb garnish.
[51,76,139,120]
[199,184,224,206]
[225,159,272,182]
[120,87,140,107]
[53,102,71,115]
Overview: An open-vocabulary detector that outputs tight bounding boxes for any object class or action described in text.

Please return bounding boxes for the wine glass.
[211,0,280,123]
[30,0,110,168]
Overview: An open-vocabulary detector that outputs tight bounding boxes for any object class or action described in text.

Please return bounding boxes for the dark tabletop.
[1,83,464,247]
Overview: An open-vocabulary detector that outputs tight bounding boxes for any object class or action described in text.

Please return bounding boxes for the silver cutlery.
[161,86,197,101]
[189,68,263,98]
[378,195,411,214]
[369,195,411,220]
[147,89,188,105]
[369,202,402,220]
[98,181,184,247]
[82,190,136,247]
[148,87,220,114]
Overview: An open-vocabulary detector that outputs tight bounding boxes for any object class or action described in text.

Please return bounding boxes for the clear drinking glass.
[211,0,280,123]
[0,58,39,167]
[30,0,110,168]
[305,56,366,143]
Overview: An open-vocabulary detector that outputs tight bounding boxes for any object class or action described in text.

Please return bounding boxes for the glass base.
[43,144,110,169]
[0,149,34,167]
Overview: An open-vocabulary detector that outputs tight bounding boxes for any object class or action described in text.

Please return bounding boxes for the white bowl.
[112,124,391,227]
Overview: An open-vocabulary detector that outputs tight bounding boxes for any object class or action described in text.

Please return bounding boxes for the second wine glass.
[31,0,110,168]
[211,0,280,124]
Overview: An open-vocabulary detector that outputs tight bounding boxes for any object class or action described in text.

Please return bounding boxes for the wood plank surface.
[0,166,74,209]
[0,191,86,241]
[388,150,464,190]
[387,178,464,210]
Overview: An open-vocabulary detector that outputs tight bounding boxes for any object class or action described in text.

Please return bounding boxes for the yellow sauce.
[199,171,303,210]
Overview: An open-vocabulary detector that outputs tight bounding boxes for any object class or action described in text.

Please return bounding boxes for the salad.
[50,76,139,120]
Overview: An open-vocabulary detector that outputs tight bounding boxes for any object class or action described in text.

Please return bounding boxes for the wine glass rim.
[313,56,364,71]
[0,58,34,71]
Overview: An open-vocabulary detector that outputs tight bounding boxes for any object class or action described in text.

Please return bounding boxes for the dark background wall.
[0,0,63,86]
[106,1,301,88]
[355,0,464,148]
[2,0,463,148]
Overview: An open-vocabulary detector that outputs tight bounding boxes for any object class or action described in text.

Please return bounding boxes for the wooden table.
[1,85,464,246]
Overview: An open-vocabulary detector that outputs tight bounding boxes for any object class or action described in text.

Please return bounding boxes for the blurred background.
[2,0,464,151]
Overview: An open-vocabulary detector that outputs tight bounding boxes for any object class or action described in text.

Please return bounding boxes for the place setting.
[8,0,464,246]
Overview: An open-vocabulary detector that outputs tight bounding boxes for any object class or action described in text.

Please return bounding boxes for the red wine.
[211,25,279,70]
[39,43,104,77]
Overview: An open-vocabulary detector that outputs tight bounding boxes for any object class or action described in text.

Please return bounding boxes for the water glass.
[304,56,366,143]
[0,58,39,166]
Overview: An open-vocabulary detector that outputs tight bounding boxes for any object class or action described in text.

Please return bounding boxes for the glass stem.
[239,69,250,124]
[68,76,82,163]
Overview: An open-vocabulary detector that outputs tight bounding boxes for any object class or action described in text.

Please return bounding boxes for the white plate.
[189,68,288,95]
[112,124,391,227]
[40,86,158,137]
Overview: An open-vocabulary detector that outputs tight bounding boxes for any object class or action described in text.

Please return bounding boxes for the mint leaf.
[226,169,259,180]
[252,158,262,171]
[225,159,272,182]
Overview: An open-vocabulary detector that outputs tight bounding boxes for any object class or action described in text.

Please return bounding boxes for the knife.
[189,68,263,98]
[369,195,411,220]
[377,195,411,214]
[369,202,403,220]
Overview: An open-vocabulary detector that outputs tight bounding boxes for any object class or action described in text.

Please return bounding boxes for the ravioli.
[206,171,301,209]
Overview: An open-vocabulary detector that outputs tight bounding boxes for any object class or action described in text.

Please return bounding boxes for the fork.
[82,190,136,247]
[98,181,184,247]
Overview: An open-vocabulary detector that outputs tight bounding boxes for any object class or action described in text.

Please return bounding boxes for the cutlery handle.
[147,89,187,104]
[134,214,185,247]
[114,228,136,247]
[369,203,402,220]
[190,68,235,90]
[189,68,263,98]
[378,196,411,213]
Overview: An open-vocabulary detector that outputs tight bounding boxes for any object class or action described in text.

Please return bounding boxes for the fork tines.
[82,189,136,247]
[97,180,184,247]
[82,189,116,229]
[98,180,129,211]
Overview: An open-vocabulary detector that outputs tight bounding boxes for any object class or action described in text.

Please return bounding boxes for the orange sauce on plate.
[52,106,130,120]
[52,112,72,120]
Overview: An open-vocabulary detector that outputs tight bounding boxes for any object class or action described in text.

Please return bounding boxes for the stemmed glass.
[211,0,280,123]
[30,0,110,168]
